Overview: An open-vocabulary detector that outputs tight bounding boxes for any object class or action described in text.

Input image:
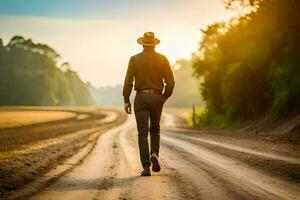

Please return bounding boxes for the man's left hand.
[124,103,132,114]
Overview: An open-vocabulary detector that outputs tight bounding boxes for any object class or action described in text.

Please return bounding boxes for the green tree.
[193,0,300,125]
[0,36,93,106]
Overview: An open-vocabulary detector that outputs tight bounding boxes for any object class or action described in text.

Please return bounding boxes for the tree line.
[192,0,300,125]
[0,36,93,106]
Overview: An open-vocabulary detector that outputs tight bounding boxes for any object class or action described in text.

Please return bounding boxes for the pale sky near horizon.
[0,0,237,87]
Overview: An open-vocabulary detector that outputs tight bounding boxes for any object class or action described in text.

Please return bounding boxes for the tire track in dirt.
[161,135,300,200]
[161,141,271,200]
[164,131,300,184]
[29,117,132,200]
[161,146,233,200]
[165,131,300,165]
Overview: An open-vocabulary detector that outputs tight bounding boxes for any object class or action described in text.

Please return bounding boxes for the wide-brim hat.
[137,32,160,46]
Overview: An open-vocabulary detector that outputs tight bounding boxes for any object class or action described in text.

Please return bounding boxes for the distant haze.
[90,59,203,107]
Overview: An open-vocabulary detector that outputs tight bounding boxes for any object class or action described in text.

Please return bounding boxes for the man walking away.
[123,32,175,176]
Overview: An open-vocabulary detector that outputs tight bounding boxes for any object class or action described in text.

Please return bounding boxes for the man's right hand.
[124,103,132,114]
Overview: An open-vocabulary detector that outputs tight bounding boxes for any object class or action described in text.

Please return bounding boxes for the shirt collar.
[143,47,155,52]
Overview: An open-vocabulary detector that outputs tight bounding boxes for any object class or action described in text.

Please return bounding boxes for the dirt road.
[0,107,125,199]
[12,113,300,200]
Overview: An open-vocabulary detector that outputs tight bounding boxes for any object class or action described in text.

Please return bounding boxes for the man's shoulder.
[154,52,169,64]
[130,52,143,60]
[154,51,167,59]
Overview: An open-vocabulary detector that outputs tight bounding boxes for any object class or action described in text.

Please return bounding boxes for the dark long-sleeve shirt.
[123,49,175,103]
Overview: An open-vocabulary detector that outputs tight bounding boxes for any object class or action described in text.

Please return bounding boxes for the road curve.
[27,114,300,200]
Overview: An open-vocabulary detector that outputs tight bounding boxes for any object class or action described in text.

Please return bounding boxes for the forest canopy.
[0,36,94,106]
[192,0,300,124]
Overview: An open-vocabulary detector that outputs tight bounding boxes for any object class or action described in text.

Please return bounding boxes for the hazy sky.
[0,0,236,87]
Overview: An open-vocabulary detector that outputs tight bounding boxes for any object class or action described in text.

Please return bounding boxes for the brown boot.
[140,166,151,176]
[150,153,161,172]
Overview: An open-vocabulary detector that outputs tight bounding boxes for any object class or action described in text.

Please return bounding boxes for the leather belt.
[137,89,162,95]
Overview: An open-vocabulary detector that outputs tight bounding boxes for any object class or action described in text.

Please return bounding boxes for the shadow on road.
[50,175,149,192]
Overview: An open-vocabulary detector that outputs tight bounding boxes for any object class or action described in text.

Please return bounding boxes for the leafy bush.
[193,107,241,128]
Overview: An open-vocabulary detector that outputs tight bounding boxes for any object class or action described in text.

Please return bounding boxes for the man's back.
[123,47,174,103]
[132,48,171,90]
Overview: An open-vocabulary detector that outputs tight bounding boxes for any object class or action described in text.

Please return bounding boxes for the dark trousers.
[134,93,165,168]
